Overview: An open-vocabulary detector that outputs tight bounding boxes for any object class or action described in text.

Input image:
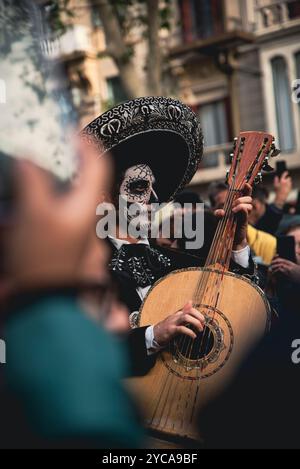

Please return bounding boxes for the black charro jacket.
[107,239,258,376]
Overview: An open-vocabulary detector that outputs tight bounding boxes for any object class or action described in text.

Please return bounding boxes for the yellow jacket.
[247,224,276,265]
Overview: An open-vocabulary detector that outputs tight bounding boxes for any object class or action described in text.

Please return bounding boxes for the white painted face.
[119,164,155,205]
[119,164,157,235]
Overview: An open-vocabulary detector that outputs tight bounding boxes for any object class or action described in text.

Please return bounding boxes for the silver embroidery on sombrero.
[81,96,203,201]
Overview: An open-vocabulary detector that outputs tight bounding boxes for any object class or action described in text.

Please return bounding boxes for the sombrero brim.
[81,96,203,202]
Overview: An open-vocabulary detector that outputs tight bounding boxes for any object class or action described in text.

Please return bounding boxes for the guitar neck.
[205,186,241,271]
[204,131,278,270]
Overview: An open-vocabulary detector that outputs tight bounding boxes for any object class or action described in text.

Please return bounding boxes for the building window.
[287,0,300,20]
[56,89,78,127]
[106,76,127,105]
[271,56,295,152]
[296,51,300,76]
[37,1,58,38]
[295,51,300,125]
[179,0,224,43]
[197,99,229,168]
[91,5,102,28]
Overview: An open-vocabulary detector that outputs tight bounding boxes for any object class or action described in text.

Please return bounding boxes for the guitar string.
[188,138,271,418]
[199,216,237,363]
[169,159,241,428]
[194,171,243,364]
[174,183,238,365]
[157,181,239,425]
[187,139,271,421]
[149,179,239,427]
[191,136,244,358]
[189,139,272,423]
[182,184,242,428]
[189,186,239,360]
[163,188,239,428]
[151,137,273,433]
[181,183,239,364]
[153,185,239,431]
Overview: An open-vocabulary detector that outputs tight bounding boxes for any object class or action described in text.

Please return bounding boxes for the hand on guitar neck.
[214,182,252,251]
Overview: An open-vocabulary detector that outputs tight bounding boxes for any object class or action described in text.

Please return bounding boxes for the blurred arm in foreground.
[0,147,143,448]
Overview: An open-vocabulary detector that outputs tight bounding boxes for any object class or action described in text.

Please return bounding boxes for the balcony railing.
[255,0,300,33]
[41,25,92,59]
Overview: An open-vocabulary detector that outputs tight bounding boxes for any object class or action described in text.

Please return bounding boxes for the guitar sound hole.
[173,326,214,361]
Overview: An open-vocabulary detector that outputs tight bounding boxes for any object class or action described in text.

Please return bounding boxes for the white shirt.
[109,236,250,354]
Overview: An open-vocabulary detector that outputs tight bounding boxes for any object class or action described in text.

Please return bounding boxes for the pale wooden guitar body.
[129,267,271,444]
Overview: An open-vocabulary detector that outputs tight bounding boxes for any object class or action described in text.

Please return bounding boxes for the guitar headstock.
[226,131,280,189]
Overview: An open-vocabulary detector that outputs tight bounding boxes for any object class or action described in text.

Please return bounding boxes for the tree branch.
[146,0,161,95]
[96,0,145,98]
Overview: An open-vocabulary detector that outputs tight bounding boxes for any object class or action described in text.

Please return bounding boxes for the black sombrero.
[81,96,203,202]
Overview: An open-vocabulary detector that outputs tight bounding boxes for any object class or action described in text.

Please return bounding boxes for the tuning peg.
[254,172,263,184]
[262,157,274,172]
[262,163,274,172]
[271,148,281,157]
[270,144,281,157]
[225,170,229,183]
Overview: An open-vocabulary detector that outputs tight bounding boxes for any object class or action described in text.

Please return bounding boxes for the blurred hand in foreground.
[4,141,112,291]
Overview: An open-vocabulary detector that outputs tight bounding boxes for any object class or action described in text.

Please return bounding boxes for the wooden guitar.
[129,131,280,446]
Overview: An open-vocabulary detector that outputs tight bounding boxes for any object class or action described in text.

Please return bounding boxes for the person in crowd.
[208,172,292,237]
[269,222,300,316]
[248,171,292,234]
[199,222,300,449]
[82,97,256,378]
[199,291,300,448]
[0,147,144,448]
[155,190,205,252]
[246,224,277,266]
[207,181,228,210]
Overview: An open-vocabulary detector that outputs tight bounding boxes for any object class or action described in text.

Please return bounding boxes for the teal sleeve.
[4,294,143,448]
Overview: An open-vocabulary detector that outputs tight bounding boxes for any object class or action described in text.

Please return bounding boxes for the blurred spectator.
[155,190,204,251]
[199,222,300,449]
[199,292,300,448]
[0,149,143,448]
[155,188,257,276]
[277,214,300,236]
[173,190,203,207]
[247,224,276,266]
[248,172,292,234]
[207,182,228,209]
[269,222,300,316]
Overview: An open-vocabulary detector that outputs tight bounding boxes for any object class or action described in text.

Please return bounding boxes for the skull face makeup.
[119,164,157,236]
[119,164,156,205]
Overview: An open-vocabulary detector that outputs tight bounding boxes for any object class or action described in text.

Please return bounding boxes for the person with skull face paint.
[118,164,157,235]
[82,97,255,376]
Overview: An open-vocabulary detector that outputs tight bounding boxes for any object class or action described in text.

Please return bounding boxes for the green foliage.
[159,5,171,30]
[42,0,73,35]
[119,45,134,64]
